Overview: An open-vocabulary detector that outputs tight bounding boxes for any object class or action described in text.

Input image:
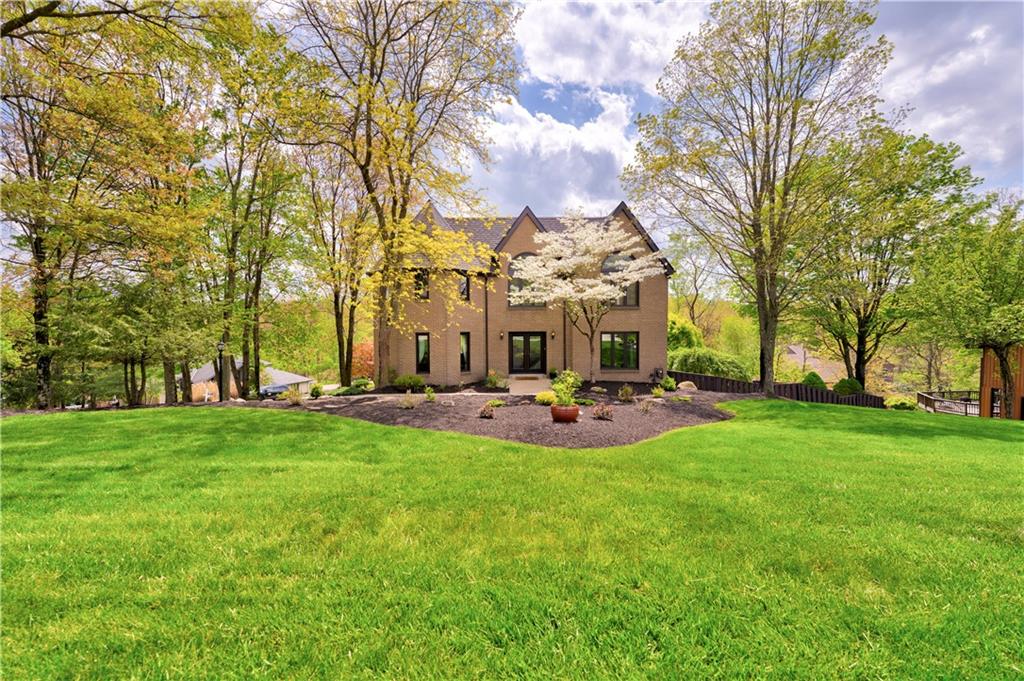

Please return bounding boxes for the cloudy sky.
[469,1,1024,217]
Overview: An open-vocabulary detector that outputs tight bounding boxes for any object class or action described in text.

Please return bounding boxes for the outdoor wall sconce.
[499,330,504,340]
[550,330,556,339]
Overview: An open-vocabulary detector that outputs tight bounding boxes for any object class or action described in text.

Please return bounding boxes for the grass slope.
[3,401,1022,679]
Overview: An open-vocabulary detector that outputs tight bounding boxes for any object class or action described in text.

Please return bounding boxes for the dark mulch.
[298,390,754,448]
[367,381,509,395]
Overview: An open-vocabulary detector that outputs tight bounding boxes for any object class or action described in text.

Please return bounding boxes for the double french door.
[509,332,546,374]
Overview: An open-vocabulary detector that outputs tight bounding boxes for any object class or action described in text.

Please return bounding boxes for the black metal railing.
[916,390,981,417]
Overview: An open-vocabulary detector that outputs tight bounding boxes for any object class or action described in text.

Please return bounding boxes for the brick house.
[377,201,673,386]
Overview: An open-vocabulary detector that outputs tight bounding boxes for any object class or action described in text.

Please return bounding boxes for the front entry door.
[509,332,546,374]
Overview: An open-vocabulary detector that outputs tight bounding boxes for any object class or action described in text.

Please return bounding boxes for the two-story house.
[377,201,673,386]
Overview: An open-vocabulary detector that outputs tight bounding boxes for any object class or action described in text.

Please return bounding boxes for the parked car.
[259,384,289,400]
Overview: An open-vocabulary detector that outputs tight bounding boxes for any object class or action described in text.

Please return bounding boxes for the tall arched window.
[508,253,543,307]
[602,254,639,307]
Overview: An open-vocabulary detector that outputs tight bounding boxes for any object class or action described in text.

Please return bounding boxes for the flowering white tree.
[508,214,666,380]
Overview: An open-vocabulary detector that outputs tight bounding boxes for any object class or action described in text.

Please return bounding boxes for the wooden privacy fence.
[667,371,886,409]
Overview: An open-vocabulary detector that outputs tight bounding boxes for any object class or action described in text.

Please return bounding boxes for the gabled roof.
[414,201,674,275]
[190,360,314,387]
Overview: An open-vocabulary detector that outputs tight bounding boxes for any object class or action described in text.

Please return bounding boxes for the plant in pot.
[550,381,579,423]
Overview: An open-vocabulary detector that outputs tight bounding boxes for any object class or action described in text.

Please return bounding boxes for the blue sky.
[469,1,1024,217]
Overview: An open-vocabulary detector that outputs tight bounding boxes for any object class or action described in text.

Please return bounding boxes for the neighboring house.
[784,344,845,385]
[189,360,314,401]
[979,346,1024,419]
[378,201,672,386]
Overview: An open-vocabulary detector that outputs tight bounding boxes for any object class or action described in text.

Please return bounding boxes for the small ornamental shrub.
[424,386,436,402]
[590,386,607,395]
[617,384,635,402]
[478,403,495,419]
[833,377,864,396]
[801,371,827,390]
[534,391,556,406]
[548,368,559,379]
[552,381,576,406]
[638,398,653,414]
[668,347,751,381]
[553,369,582,395]
[486,399,506,408]
[592,403,613,421]
[651,386,665,398]
[576,398,596,406]
[485,369,508,389]
[659,375,677,392]
[669,395,692,403]
[397,390,417,409]
[280,388,303,405]
[886,395,918,411]
[393,374,425,391]
[352,377,374,390]
[310,384,323,399]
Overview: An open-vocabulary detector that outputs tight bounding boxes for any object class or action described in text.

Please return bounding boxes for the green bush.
[486,399,506,408]
[534,390,556,406]
[484,370,508,389]
[667,316,704,351]
[310,384,323,399]
[833,377,864,396]
[548,368,559,380]
[617,384,635,402]
[659,375,676,391]
[801,371,827,390]
[668,347,751,382]
[552,381,576,406]
[886,395,918,411]
[393,374,425,391]
[552,369,582,395]
[576,398,596,406]
[424,386,436,402]
[651,386,665,398]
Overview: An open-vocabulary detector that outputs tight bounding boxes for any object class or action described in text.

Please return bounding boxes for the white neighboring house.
[189,360,314,401]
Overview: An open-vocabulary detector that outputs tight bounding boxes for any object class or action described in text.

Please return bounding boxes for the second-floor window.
[414,271,429,299]
[459,273,471,301]
[602,254,639,307]
[509,253,543,307]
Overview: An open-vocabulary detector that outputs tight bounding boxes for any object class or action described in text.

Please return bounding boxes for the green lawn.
[3,401,1022,679]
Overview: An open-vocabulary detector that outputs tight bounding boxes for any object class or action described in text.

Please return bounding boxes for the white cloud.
[517,1,707,95]
[474,90,637,214]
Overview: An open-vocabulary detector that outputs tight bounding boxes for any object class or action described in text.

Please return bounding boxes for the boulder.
[679,381,698,392]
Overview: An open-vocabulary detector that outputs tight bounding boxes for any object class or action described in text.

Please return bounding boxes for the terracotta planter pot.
[551,404,579,423]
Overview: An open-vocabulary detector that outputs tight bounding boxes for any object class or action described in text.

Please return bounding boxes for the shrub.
[552,381,576,406]
[801,371,827,390]
[310,383,323,399]
[590,386,607,395]
[576,398,596,406]
[478,403,495,419]
[886,395,918,411]
[592,403,613,421]
[659,375,677,392]
[667,315,704,351]
[669,395,692,403]
[486,398,506,408]
[638,398,653,414]
[280,388,303,405]
[617,384,635,402]
[485,369,508,389]
[833,377,864,396]
[548,368,559,380]
[424,386,436,402]
[668,347,751,381]
[393,374,425,391]
[350,342,375,381]
[552,369,582,395]
[651,386,665,398]
[397,390,417,409]
[534,390,556,406]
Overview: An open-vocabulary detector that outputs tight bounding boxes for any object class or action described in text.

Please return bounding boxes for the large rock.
[679,381,698,392]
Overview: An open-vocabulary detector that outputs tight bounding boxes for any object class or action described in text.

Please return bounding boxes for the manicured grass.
[3,401,1022,679]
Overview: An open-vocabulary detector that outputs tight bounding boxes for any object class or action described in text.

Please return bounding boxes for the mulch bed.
[296,389,754,448]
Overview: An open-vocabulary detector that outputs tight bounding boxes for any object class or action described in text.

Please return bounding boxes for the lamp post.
[217,341,226,402]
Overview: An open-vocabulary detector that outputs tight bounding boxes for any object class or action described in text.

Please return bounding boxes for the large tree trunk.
[32,265,51,409]
[344,295,358,385]
[252,302,262,397]
[163,360,177,404]
[332,286,346,385]
[993,346,1016,419]
[139,356,147,405]
[755,275,778,397]
[180,361,193,402]
[128,359,138,406]
[854,326,869,388]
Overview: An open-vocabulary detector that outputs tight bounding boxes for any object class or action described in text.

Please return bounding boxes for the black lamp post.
[217,341,226,402]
